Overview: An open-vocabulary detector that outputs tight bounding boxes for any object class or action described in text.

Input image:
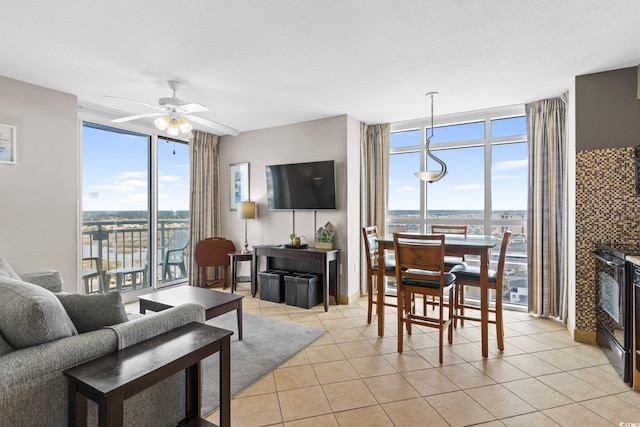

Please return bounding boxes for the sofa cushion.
[55,292,129,334]
[0,258,21,280]
[0,331,15,355]
[0,277,78,349]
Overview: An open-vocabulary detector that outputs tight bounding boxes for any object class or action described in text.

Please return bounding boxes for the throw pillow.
[0,277,78,349]
[0,258,21,280]
[55,292,129,334]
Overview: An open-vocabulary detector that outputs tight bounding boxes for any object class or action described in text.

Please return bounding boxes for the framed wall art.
[0,124,16,165]
[229,162,249,211]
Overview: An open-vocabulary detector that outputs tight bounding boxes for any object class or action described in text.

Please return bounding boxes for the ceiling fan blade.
[187,115,240,136]
[112,112,163,123]
[178,102,209,114]
[104,95,166,112]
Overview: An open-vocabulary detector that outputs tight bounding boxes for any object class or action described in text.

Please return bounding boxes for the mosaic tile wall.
[575,146,640,333]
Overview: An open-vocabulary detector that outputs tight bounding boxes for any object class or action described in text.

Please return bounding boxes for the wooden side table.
[64,322,232,427]
[228,251,252,293]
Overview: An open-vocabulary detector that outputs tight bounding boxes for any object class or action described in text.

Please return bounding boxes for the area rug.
[200,311,326,416]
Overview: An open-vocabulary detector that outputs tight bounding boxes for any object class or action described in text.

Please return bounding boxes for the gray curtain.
[188,130,221,287]
[526,94,568,321]
[360,123,390,294]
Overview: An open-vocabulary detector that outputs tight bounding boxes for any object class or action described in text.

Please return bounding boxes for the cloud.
[398,185,419,192]
[492,174,520,181]
[159,174,180,182]
[94,183,140,192]
[116,170,147,180]
[494,159,527,171]
[451,184,482,191]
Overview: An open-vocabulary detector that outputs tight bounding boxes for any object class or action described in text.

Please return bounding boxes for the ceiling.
[1,1,640,135]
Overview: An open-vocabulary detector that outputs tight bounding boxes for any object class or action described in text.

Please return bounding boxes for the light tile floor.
[135,284,640,426]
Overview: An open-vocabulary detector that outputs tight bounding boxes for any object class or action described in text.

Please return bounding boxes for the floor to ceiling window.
[81,122,190,300]
[388,106,528,306]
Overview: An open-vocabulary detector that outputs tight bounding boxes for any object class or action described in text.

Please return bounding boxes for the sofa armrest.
[18,270,63,292]
[0,329,117,396]
[107,303,205,349]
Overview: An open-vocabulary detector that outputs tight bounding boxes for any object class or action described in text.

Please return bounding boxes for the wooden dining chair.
[393,233,456,363]
[450,230,512,350]
[424,225,468,313]
[362,225,397,324]
[430,225,468,270]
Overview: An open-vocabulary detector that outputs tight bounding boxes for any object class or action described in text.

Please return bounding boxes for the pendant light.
[415,91,447,183]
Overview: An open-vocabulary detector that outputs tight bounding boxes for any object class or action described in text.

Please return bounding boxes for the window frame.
[389,105,527,235]
[78,106,191,302]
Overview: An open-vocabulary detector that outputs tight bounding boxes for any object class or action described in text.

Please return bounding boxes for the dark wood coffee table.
[139,286,244,340]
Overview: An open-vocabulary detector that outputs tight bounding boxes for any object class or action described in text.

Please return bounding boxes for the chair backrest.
[167,230,190,250]
[393,233,446,286]
[431,225,468,235]
[195,237,236,268]
[164,230,190,263]
[495,231,512,285]
[362,225,380,272]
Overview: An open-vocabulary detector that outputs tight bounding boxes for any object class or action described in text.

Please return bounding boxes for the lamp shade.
[238,201,256,220]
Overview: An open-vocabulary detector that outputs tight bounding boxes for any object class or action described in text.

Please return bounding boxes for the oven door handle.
[591,251,626,267]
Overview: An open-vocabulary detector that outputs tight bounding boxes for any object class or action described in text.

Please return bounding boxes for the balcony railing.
[82,219,189,292]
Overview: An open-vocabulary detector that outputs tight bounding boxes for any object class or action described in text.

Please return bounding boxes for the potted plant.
[315,222,334,249]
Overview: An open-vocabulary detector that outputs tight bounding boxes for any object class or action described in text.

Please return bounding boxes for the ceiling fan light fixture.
[166,118,180,136]
[178,118,193,133]
[154,116,170,131]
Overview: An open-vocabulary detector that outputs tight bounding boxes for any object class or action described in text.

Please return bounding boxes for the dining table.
[376,234,498,357]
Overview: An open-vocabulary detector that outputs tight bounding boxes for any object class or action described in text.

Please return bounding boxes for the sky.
[82,125,190,212]
[82,115,527,213]
[388,116,528,212]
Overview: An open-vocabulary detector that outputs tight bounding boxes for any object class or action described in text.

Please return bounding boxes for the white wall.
[0,75,79,290]
[219,115,360,300]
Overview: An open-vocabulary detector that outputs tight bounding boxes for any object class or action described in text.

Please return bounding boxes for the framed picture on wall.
[0,124,17,165]
[229,162,249,211]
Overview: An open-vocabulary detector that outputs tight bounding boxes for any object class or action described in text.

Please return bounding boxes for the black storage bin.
[284,273,321,309]
[284,273,303,306]
[258,269,288,303]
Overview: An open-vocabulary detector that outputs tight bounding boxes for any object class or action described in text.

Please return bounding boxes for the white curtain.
[360,123,390,294]
[188,130,221,287]
[526,94,569,321]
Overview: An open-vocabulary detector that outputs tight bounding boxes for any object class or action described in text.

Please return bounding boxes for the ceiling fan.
[106,80,239,136]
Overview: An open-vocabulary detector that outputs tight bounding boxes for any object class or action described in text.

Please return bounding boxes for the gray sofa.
[0,262,205,427]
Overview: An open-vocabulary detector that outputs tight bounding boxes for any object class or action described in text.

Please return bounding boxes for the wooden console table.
[251,245,340,311]
[64,322,232,427]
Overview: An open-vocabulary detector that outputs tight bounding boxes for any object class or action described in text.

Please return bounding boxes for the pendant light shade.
[415,92,447,183]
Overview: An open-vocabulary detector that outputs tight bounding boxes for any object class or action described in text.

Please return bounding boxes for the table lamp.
[238,201,256,253]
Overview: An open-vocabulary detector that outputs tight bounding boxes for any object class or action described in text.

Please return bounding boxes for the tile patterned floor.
[136,285,640,426]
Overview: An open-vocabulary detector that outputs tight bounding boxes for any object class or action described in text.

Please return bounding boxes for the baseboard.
[572,324,597,344]
[337,289,361,305]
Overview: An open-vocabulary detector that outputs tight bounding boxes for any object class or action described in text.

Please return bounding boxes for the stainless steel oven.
[591,244,634,385]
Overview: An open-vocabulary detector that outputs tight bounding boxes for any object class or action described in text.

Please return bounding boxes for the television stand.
[251,245,340,311]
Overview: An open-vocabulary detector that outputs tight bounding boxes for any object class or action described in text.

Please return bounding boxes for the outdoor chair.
[159,230,190,281]
[81,257,104,294]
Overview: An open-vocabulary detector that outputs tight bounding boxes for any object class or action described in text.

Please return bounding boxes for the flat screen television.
[266,160,337,210]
